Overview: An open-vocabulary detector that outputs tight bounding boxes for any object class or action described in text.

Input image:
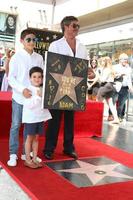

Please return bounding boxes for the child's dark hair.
[20,29,36,40]
[29,67,43,77]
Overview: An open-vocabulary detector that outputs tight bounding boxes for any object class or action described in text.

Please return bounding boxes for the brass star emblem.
[50,62,83,105]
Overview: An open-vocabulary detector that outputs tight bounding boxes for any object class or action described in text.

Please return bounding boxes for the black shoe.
[44,152,54,160]
[63,151,78,160]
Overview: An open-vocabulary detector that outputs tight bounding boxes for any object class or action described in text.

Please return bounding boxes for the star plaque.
[42,52,88,110]
[46,157,133,188]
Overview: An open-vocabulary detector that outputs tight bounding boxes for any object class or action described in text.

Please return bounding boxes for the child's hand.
[37,88,42,97]
[23,88,32,98]
[6,48,15,59]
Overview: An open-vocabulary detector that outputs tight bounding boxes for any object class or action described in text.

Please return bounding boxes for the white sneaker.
[7,154,18,167]
[21,152,42,163]
[21,154,26,161]
[30,152,42,163]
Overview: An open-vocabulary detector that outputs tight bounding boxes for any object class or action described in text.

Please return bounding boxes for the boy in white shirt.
[7,29,44,167]
[22,67,51,168]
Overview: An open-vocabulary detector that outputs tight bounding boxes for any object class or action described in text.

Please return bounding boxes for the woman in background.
[97,56,120,124]
[87,58,100,100]
[1,48,15,91]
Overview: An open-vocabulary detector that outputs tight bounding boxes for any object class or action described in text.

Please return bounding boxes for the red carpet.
[0,91,103,138]
[0,92,133,199]
[0,137,133,200]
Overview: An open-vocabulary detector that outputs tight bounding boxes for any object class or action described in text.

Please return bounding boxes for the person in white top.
[97,56,120,124]
[87,58,100,101]
[43,16,88,160]
[1,48,15,91]
[7,29,44,167]
[114,53,133,121]
[22,67,51,169]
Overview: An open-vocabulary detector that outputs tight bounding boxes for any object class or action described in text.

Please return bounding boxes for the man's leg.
[63,111,77,159]
[63,110,75,152]
[43,110,62,159]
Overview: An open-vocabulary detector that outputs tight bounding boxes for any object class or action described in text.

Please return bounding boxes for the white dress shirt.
[49,36,88,59]
[22,85,52,123]
[8,49,44,104]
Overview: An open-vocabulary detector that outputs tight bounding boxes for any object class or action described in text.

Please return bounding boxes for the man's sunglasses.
[72,24,80,29]
[25,37,37,43]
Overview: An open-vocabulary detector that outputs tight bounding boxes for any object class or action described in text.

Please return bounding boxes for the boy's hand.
[23,88,32,98]
[6,49,15,59]
[37,89,42,97]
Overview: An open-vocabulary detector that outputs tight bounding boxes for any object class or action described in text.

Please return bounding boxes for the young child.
[7,29,44,167]
[22,67,52,168]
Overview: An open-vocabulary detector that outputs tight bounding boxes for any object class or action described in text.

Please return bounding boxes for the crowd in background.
[87,53,133,124]
[0,49,132,125]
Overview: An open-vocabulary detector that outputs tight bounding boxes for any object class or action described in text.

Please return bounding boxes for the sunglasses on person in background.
[72,24,80,29]
[25,37,37,43]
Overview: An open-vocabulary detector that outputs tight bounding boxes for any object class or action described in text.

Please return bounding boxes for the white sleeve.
[40,55,44,69]
[23,95,41,109]
[8,55,26,93]
[81,44,88,60]
[48,42,58,53]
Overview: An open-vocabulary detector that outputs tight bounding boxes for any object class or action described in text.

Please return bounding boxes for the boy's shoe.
[21,153,42,163]
[24,160,39,169]
[33,160,44,168]
[7,154,18,167]
[21,154,26,161]
[30,152,42,163]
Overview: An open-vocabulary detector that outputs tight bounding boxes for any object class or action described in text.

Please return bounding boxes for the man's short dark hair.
[60,16,78,33]
[20,29,36,40]
[29,66,43,77]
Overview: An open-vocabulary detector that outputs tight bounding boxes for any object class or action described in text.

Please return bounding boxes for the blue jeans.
[9,99,26,155]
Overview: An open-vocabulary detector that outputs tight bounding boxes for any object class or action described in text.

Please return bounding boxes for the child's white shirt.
[22,85,52,123]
